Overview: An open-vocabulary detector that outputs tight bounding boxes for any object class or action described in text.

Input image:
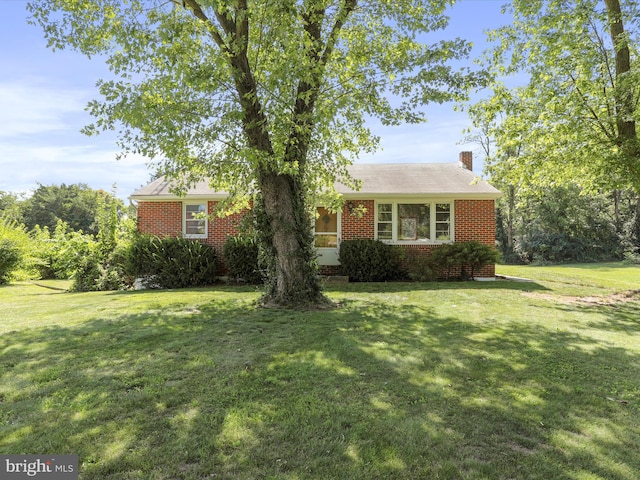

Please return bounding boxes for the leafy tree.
[0,215,46,283]
[475,0,640,194]
[28,0,484,307]
[512,186,623,263]
[49,221,97,280]
[20,183,123,235]
[0,217,26,284]
[0,191,23,223]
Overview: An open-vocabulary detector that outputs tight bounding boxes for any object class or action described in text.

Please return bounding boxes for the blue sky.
[0,0,508,200]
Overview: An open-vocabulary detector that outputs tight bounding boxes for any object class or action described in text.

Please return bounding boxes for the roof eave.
[339,192,502,200]
[129,193,230,202]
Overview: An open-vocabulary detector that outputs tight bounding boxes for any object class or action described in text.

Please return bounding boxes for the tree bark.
[180,0,355,307]
[507,184,515,251]
[604,0,640,188]
[256,170,328,307]
[634,194,640,250]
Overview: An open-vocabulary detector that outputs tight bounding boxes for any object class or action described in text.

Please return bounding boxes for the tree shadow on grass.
[1,289,638,479]
[577,301,640,335]
[324,279,550,295]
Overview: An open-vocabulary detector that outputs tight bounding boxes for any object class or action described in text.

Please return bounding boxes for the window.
[435,203,451,241]
[184,203,207,238]
[377,203,393,240]
[314,207,338,248]
[376,202,452,243]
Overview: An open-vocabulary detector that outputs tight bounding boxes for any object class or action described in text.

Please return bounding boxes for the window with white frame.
[376,202,452,243]
[377,203,393,240]
[184,203,207,238]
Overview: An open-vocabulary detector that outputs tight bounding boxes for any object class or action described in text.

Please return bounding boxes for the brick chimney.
[459,151,473,171]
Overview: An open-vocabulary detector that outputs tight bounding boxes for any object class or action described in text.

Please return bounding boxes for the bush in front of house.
[222,235,262,284]
[125,233,158,279]
[430,241,500,280]
[70,247,132,292]
[429,243,462,280]
[401,248,436,282]
[126,235,218,289]
[338,239,405,282]
[457,241,501,279]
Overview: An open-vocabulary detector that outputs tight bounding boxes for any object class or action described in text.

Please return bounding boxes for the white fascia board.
[339,192,502,201]
[129,193,230,202]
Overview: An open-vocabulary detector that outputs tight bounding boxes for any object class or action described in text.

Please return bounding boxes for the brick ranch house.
[130,152,502,279]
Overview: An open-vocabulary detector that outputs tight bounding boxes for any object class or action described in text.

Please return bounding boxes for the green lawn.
[1,264,639,479]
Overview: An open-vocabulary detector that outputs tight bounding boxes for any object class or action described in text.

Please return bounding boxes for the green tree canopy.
[29,0,484,306]
[0,191,22,223]
[471,0,640,194]
[20,183,122,235]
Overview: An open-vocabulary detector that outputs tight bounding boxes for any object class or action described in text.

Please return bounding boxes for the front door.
[314,207,340,266]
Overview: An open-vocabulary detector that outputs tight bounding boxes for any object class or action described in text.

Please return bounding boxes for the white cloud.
[0,80,91,139]
[0,78,152,199]
[0,139,150,200]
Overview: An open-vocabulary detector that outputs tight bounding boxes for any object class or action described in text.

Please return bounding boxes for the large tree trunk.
[256,169,330,308]
[633,194,640,251]
[182,0,343,308]
[604,0,640,187]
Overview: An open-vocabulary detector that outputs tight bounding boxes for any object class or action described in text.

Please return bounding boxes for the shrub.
[69,255,102,292]
[0,216,32,284]
[338,239,404,282]
[27,225,57,279]
[457,241,501,279]
[430,242,500,280]
[429,243,462,280]
[222,235,262,284]
[0,238,21,285]
[125,233,158,278]
[126,236,218,289]
[49,222,97,280]
[401,249,436,282]
[71,250,132,292]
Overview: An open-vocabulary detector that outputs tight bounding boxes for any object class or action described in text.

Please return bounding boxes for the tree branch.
[568,71,616,141]
[320,0,357,66]
[285,0,358,165]
[180,0,230,54]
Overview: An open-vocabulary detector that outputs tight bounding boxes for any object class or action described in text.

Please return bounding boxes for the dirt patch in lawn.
[524,289,640,306]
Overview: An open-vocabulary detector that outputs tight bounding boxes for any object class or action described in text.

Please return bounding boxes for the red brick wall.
[136,201,250,247]
[341,200,375,240]
[206,202,251,251]
[454,200,496,245]
[454,199,497,277]
[136,201,182,238]
[136,201,250,274]
[137,198,497,279]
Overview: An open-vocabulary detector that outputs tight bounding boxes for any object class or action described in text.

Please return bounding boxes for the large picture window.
[376,202,451,243]
[184,203,207,238]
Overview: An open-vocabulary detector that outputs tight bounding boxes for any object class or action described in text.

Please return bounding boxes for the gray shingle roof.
[130,162,501,200]
[130,177,226,199]
[336,163,500,197]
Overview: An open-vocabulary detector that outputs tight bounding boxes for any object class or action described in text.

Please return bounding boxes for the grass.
[1,263,639,479]
[497,262,640,293]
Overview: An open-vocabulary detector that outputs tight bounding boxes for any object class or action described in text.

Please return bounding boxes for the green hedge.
[338,239,405,282]
[222,235,262,284]
[126,235,218,289]
[430,241,500,280]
